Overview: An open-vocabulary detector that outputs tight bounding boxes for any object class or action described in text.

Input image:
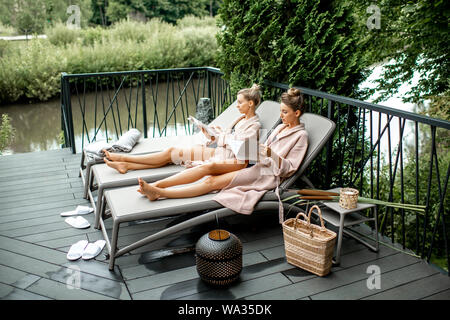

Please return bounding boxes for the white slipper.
[60,205,94,217]
[67,240,89,261]
[65,216,90,229]
[82,240,107,260]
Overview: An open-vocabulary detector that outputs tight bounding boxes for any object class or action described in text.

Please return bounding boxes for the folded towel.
[111,128,142,152]
[84,140,112,158]
[83,129,142,161]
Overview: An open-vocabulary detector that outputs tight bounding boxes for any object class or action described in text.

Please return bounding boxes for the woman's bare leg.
[103,146,215,167]
[138,171,238,200]
[152,160,247,188]
[103,148,173,166]
[104,158,162,174]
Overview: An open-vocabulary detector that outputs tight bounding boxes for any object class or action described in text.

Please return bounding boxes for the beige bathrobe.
[206,114,261,162]
[213,122,309,222]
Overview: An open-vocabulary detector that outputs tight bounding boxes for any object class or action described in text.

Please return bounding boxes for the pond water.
[0,80,201,154]
[0,99,62,154]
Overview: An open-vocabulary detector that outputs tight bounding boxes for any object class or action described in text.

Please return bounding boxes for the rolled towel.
[84,140,112,159]
[110,128,142,152]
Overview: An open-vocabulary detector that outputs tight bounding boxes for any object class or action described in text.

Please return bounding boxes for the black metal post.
[325,100,334,187]
[141,74,148,138]
[61,73,76,153]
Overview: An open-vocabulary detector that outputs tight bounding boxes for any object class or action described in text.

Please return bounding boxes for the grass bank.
[0,16,219,105]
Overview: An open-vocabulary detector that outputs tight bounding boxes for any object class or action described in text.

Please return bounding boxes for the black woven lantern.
[195,229,242,286]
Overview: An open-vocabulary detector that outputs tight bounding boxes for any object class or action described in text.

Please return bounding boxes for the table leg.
[374,206,379,251]
[333,213,345,265]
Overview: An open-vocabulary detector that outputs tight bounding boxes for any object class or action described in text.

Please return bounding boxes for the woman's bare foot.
[103,149,123,162]
[104,158,128,174]
[137,178,161,201]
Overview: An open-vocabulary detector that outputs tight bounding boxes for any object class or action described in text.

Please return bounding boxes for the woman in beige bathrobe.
[103,85,262,178]
[138,88,308,222]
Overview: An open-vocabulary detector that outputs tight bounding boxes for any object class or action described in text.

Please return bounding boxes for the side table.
[319,198,379,265]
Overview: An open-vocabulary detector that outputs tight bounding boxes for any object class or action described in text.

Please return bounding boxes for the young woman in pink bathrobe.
[137,88,308,219]
[102,84,262,178]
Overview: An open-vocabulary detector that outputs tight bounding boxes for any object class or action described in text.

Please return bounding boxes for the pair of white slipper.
[61,205,93,229]
[67,239,106,261]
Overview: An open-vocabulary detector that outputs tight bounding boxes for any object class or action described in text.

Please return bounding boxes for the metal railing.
[60,67,232,154]
[60,68,449,274]
[265,80,449,274]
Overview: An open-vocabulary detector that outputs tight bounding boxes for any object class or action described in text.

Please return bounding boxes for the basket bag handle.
[308,205,326,229]
[293,205,326,236]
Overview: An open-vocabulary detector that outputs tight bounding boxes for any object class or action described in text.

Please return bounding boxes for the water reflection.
[1,80,201,154]
[0,100,61,154]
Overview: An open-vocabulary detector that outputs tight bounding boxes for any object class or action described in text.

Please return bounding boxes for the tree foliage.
[0,0,93,32]
[354,0,449,103]
[90,0,109,25]
[216,0,371,98]
[94,0,211,25]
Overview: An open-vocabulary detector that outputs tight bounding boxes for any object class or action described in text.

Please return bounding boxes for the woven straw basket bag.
[282,205,337,276]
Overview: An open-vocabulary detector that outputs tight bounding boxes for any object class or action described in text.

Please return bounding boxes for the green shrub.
[108,19,153,43]
[80,26,105,46]
[179,26,219,67]
[0,39,9,57]
[177,15,217,28]
[0,39,65,102]
[0,17,219,104]
[46,22,80,47]
[0,114,15,154]
[0,22,17,36]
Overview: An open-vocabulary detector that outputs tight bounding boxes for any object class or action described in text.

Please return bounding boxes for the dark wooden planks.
[0,148,449,301]
[363,272,450,300]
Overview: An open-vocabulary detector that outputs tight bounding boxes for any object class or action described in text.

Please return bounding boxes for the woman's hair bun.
[238,83,262,107]
[287,87,301,97]
[281,87,305,114]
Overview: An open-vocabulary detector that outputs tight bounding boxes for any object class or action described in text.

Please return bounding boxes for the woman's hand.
[259,144,272,158]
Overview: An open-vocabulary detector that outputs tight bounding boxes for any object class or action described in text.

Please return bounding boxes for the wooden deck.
[0,148,449,301]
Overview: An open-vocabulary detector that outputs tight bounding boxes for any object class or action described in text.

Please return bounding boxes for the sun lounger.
[90,100,283,229]
[100,113,336,270]
[80,100,241,200]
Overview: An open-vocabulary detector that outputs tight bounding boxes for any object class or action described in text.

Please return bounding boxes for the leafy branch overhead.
[353,0,449,103]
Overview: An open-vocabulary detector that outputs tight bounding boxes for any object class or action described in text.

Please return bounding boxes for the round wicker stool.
[195,229,242,286]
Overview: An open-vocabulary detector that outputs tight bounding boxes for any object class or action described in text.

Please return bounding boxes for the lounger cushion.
[104,185,280,224]
[93,163,183,188]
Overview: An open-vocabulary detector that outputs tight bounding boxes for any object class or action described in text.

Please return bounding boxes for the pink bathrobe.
[213,122,309,222]
[206,114,261,162]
